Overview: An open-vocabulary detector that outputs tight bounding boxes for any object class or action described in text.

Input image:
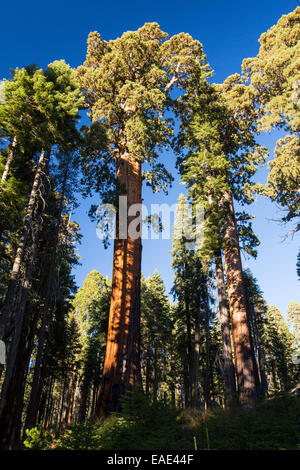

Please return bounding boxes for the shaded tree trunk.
[153,347,158,401]
[214,248,236,402]
[25,165,70,430]
[58,375,68,431]
[145,341,151,395]
[246,305,262,397]
[66,366,77,426]
[78,380,89,423]
[222,191,257,405]
[184,287,193,407]
[0,149,48,342]
[203,282,211,409]
[191,282,201,407]
[0,214,41,449]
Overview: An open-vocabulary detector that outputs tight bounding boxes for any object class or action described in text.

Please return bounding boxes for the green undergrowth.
[24,392,300,450]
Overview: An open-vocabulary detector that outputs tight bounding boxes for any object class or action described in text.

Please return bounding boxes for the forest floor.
[24,392,300,450]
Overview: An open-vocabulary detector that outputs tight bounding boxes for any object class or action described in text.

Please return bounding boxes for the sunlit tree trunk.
[96,151,142,415]
[222,191,257,406]
[214,248,236,402]
[1,136,17,184]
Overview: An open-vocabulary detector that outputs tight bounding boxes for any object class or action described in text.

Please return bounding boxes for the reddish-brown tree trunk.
[214,248,236,402]
[96,151,142,415]
[222,191,256,405]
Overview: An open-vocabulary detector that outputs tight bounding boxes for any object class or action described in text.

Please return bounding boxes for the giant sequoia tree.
[77,23,210,414]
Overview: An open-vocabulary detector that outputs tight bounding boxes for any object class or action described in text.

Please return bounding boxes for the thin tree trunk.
[153,347,158,401]
[145,342,151,394]
[191,284,201,407]
[183,357,190,408]
[0,213,41,449]
[25,165,70,430]
[1,136,17,183]
[184,286,193,407]
[96,151,142,415]
[203,282,211,409]
[0,149,48,342]
[222,191,257,406]
[214,248,236,402]
[250,309,268,398]
[78,380,89,423]
[44,371,55,430]
[66,367,77,426]
[257,344,268,397]
[246,305,262,397]
[58,375,68,431]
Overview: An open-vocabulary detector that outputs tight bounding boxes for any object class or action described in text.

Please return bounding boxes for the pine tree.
[264,306,295,392]
[140,272,173,402]
[287,301,300,343]
[287,301,300,369]
[171,195,214,407]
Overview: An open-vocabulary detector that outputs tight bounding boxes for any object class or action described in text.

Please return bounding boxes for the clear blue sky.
[1,0,299,316]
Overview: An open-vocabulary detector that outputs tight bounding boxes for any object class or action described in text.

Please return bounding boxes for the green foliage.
[35,393,300,450]
[23,425,54,450]
[70,270,111,421]
[141,271,174,400]
[176,77,266,266]
[287,301,300,343]
[243,7,300,231]
[77,23,211,205]
[264,306,296,391]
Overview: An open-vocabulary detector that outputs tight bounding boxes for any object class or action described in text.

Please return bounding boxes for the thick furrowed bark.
[214,248,236,402]
[96,152,142,415]
[222,191,256,406]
